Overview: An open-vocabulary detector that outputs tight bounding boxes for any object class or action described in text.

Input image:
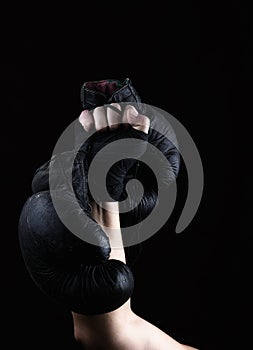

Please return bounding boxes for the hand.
[79,103,150,134]
[78,104,150,202]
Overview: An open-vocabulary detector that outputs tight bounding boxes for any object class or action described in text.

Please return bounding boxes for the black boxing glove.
[77,78,180,225]
[19,152,134,315]
[32,78,180,225]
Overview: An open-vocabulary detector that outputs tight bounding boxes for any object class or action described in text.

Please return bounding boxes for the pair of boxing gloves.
[18,78,180,315]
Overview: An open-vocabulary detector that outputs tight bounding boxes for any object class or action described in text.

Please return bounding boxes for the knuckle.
[93,106,104,114]
[110,102,121,110]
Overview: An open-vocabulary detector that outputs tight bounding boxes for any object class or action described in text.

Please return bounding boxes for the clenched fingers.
[79,103,150,134]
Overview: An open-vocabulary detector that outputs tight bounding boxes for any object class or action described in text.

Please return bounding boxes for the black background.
[1,3,246,350]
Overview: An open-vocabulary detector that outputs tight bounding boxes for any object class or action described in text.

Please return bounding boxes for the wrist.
[91,201,120,229]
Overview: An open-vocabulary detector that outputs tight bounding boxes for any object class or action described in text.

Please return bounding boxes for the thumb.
[123,106,150,134]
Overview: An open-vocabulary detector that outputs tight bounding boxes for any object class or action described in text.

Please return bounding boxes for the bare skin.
[72,105,199,349]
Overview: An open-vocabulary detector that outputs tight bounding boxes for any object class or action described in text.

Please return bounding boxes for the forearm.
[91,201,126,263]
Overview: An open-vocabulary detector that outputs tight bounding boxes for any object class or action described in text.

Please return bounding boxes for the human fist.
[79,103,150,134]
